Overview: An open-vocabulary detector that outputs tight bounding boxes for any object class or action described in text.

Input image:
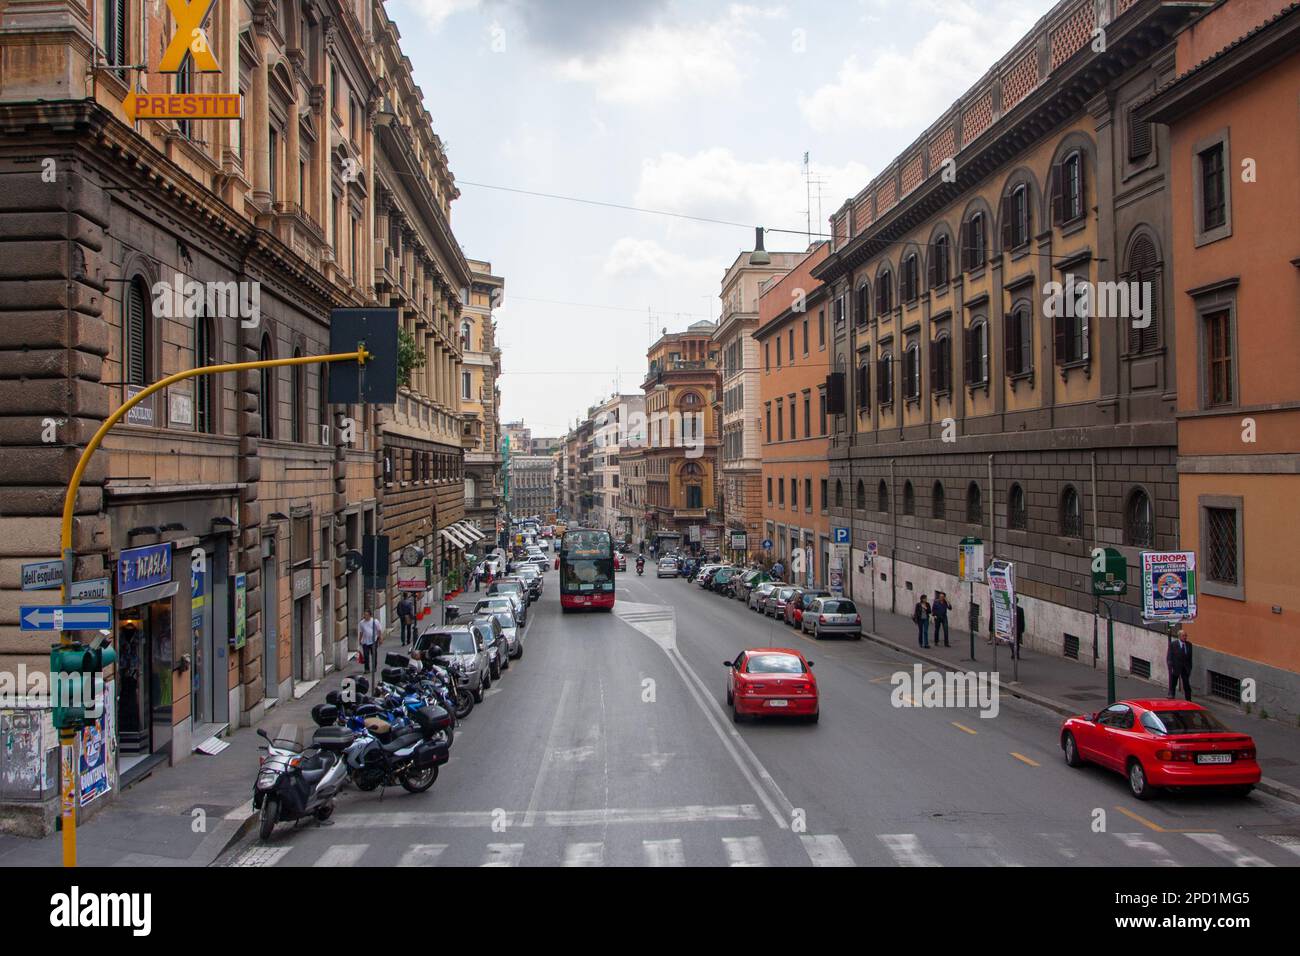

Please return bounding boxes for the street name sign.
[22,560,63,591]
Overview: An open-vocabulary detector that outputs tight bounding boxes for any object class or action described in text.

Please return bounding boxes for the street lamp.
[749,226,771,266]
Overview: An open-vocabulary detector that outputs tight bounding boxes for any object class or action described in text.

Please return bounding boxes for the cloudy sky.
[385,0,1053,437]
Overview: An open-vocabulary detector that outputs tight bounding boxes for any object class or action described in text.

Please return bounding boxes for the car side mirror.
[724,660,733,667]
[807,662,815,668]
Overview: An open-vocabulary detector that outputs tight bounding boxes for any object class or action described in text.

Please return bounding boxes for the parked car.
[515,566,543,600]
[473,596,520,625]
[785,588,832,628]
[801,597,862,639]
[766,586,797,619]
[416,624,491,702]
[748,582,777,613]
[486,582,528,623]
[656,557,679,578]
[1060,700,1261,800]
[725,647,819,723]
[472,614,511,678]
[486,610,523,659]
[733,569,770,601]
[696,565,722,588]
[710,567,741,596]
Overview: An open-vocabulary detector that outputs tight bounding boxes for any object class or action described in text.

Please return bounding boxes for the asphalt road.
[219,569,1300,867]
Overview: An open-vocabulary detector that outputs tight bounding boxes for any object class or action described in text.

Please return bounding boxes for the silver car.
[656,557,678,578]
[802,597,863,639]
[473,615,511,677]
[766,586,797,618]
[749,581,777,612]
[487,581,528,622]
[484,610,522,659]
[417,625,491,702]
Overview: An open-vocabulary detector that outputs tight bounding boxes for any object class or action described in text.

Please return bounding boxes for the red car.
[613,552,627,572]
[1060,699,1260,800]
[725,648,819,724]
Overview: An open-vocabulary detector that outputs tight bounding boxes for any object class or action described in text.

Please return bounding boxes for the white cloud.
[603,237,720,282]
[632,148,871,241]
[556,5,781,105]
[799,0,1043,131]
[399,0,480,29]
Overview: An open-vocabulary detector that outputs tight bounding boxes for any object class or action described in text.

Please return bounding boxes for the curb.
[859,627,1300,808]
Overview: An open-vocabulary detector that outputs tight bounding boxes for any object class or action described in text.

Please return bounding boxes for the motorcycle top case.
[311,726,356,751]
[412,703,452,733]
[311,703,339,727]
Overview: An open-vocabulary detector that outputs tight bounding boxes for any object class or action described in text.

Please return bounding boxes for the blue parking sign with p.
[832,527,850,544]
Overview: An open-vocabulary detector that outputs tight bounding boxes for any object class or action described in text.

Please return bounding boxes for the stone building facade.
[815,0,1198,680]
[460,260,504,541]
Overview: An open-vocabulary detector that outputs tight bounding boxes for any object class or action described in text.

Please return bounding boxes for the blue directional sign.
[761,538,773,550]
[832,526,850,544]
[20,605,113,632]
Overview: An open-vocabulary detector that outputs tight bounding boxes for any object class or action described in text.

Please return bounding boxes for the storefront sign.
[292,564,313,599]
[1141,551,1197,621]
[117,543,172,594]
[231,573,247,649]
[730,531,747,551]
[397,568,427,592]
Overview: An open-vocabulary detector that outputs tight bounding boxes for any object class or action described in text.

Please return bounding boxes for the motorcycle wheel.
[315,802,335,822]
[401,764,438,793]
[259,796,279,841]
[455,688,474,719]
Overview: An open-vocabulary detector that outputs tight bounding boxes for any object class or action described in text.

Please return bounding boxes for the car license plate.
[1196,753,1232,764]
[768,699,788,708]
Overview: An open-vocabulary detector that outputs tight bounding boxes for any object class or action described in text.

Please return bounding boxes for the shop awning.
[442,525,473,550]
[455,521,486,542]
[439,528,465,550]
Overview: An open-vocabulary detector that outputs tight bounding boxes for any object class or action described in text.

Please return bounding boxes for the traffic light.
[48,643,116,730]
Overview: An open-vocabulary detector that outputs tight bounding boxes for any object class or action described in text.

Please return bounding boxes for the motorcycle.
[343,697,451,794]
[636,559,645,576]
[253,725,354,841]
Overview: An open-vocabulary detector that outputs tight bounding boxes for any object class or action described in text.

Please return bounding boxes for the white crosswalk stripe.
[879,834,941,867]
[1258,834,1300,859]
[1114,832,1177,866]
[563,841,605,866]
[315,844,368,867]
[397,844,448,867]
[642,838,685,867]
[1037,832,1080,861]
[722,835,769,866]
[481,843,525,867]
[800,834,854,866]
[1184,832,1274,867]
[230,845,292,867]
[958,833,1022,866]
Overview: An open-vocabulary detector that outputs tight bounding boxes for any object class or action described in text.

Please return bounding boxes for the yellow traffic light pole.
[56,346,371,866]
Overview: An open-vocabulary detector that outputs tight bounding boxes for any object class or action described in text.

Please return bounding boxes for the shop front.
[115,542,177,780]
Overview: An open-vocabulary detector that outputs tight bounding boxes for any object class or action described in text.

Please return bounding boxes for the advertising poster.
[78,679,115,807]
[988,560,1016,644]
[1141,551,1197,621]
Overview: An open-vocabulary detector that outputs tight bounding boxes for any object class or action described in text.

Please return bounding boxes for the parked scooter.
[254,725,355,841]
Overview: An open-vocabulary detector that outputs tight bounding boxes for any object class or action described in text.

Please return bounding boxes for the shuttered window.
[964,321,988,385]
[1004,303,1033,376]
[124,277,149,386]
[105,0,128,79]
[195,317,214,433]
[930,335,952,393]
[1128,107,1152,161]
[1125,236,1161,355]
[259,334,275,439]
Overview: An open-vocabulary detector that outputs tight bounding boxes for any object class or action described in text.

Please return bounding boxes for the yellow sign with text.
[158,0,222,73]
[125,93,242,122]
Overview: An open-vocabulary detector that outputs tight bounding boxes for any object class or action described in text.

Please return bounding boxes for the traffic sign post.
[959,537,984,661]
[1091,548,1129,703]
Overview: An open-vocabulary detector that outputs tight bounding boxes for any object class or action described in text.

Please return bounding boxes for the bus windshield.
[560,530,614,593]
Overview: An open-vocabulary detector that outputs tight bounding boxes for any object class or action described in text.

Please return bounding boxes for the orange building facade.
[756,243,833,582]
[1140,0,1300,720]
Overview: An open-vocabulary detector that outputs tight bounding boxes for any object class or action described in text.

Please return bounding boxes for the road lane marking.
[800,834,855,867]
[951,721,978,735]
[481,843,524,867]
[326,804,764,828]
[563,841,605,867]
[1259,834,1300,859]
[314,844,367,867]
[958,833,1023,867]
[397,844,448,867]
[642,838,685,867]
[722,836,769,867]
[1010,752,1040,767]
[522,678,575,828]
[1184,832,1274,867]
[1114,832,1177,866]
[879,834,940,867]
[1113,805,1216,834]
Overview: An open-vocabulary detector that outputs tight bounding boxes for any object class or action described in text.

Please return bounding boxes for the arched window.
[962,211,987,272]
[1003,182,1031,250]
[1008,483,1027,530]
[835,480,844,508]
[903,480,915,516]
[1005,300,1033,377]
[1125,233,1161,355]
[877,479,889,513]
[966,482,982,525]
[291,346,305,442]
[929,233,950,287]
[875,269,893,314]
[855,282,869,326]
[902,252,920,302]
[195,315,215,434]
[124,276,151,388]
[855,480,866,510]
[932,482,946,519]
[1061,486,1083,538]
[259,333,275,440]
[1125,488,1153,548]
[1052,149,1085,225]
[903,342,921,400]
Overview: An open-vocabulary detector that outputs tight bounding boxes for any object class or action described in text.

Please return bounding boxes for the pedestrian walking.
[932,591,951,647]
[914,593,932,648]
[1167,627,1193,700]
[358,608,382,677]
[397,594,415,647]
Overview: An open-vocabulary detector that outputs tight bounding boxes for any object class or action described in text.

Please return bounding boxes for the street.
[219,573,1300,868]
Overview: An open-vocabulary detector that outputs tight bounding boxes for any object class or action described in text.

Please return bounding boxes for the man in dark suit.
[1167,627,1194,700]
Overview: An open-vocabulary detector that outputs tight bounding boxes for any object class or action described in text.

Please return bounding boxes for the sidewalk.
[858,603,1300,805]
[0,664,360,867]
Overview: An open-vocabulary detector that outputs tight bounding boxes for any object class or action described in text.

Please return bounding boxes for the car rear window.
[746,654,805,674]
[821,600,856,613]
[1142,709,1228,735]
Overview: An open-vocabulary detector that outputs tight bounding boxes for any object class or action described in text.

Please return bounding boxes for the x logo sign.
[159,0,222,73]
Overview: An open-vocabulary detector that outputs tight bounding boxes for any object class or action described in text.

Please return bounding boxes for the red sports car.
[725,648,819,723]
[1060,699,1260,800]
[613,552,627,572]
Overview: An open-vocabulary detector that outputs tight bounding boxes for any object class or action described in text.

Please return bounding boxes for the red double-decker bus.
[557,528,616,612]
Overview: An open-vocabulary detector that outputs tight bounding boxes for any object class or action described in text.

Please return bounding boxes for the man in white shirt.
[358,608,382,677]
